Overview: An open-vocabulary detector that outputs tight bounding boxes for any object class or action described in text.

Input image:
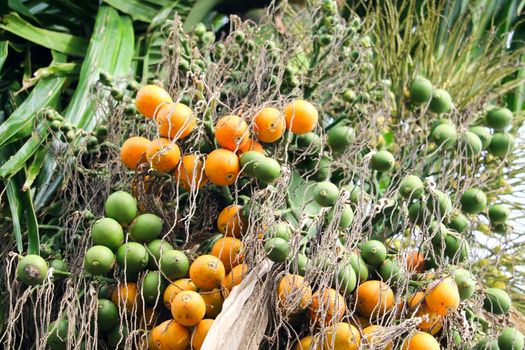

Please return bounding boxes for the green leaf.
[22,189,39,255]
[22,146,46,191]
[0,147,23,253]
[0,41,8,72]
[8,0,40,23]
[0,13,88,57]
[103,0,158,22]
[0,75,66,147]
[184,0,222,32]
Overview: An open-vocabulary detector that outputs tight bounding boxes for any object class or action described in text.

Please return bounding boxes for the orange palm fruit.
[174,154,208,191]
[221,263,248,294]
[112,283,139,313]
[355,280,395,318]
[135,85,172,119]
[254,107,286,143]
[120,136,150,169]
[189,255,226,291]
[191,319,214,350]
[276,274,312,313]
[284,100,318,134]
[214,115,250,150]
[308,288,346,326]
[148,319,190,350]
[424,277,460,316]
[216,205,246,238]
[324,322,361,350]
[146,138,181,172]
[163,279,198,310]
[156,102,196,140]
[204,149,240,186]
[210,237,244,272]
[200,288,224,319]
[401,332,440,350]
[170,290,206,326]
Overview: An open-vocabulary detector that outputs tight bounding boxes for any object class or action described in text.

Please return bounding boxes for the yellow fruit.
[170,290,206,326]
[191,319,214,350]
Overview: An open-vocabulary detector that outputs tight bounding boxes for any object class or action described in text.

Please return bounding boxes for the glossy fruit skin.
[429,221,448,246]
[129,213,163,243]
[431,123,457,149]
[191,319,214,350]
[447,212,469,233]
[407,292,441,332]
[189,255,226,291]
[253,157,281,183]
[444,235,469,262]
[498,327,524,350]
[470,126,492,149]
[116,242,149,273]
[362,325,393,349]
[454,268,476,300]
[427,190,453,218]
[399,175,424,199]
[378,259,403,283]
[221,263,248,294]
[429,88,452,114]
[401,332,440,350]
[425,277,460,316]
[142,271,167,305]
[91,218,124,251]
[308,288,346,326]
[294,336,314,350]
[204,149,240,186]
[349,254,368,282]
[47,319,69,350]
[489,204,510,224]
[156,102,196,140]
[410,76,433,104]
[174,154,208,191]
[215,115,249,150]
[370,150,395,172]
[148,319,190,350]
[277,274,312,313]
[408,201,426,225]
[210,237,243,272]
[327,125,355,153]
[360,240,387,267]
[264,237,289,262]
[171,290,206,326]
[332,264,357,295]
[489,132,514,157]
[296,131,322,152]
[107,325,128,349]
[240,151,265,176]
[217,205,246,238]
[160,250,189,280]
[461,131,483,156]
[200,288,223,318]
[284,100,319,134]
[146,138,181,173]
[97,298,119,331]
[254,107,285,142]
[355,280,394,317]
[486,107,513,130]
[312,181,339,207]
[146,239,174,269]
[120,136,150,169]
[289,253,309,276]
[17,254,49,286]
[324,322,361,350]
[135,85,172,119]
[327,204,354,229]
[84,246,115,276]
[164,279,197,310]
[461,188,487,214]
[483,287,512,314]
[105,191,137,226]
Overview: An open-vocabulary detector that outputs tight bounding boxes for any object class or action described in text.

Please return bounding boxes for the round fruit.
[146,239,174,269]
[362,325,393,350]
[238,139,265,155]
[296,131,322,152]
[160,250,190,280]
[431,123,457,149]
[410,76,433,104]
[105,191,137,225]
[327,125,355,153]
[312,181,339,207]
[266,222,292,241]
[349,254,368,281]
[445,234,469,262]
[425,277,460,316]
[370,150,395,172]
[174,154,208,191]
[129,213,163,243]
[402,332,440,350]
[116,242,149,273]
[489,204,510,224]
[200,288,223,318]
[171,290,206,326]
[333,264,357,295]
[164,279,197,309]
[447,212,469,233]
[461,131,483,156]
[146,138,181,172]
[294,336,314,350]
[289,253,309,276]
[97,298,119,331]
[192,319,214,350]
[355,280,395,317]
[308,288,346,326]
[210,237,243,272]
[360,240,387,267]
[327,204,354,229]
[142,271,167,305]
[324,322,360,350]
[429,221,448,246]
[215,115,249,151]
[399,175,424,199]
[120,136,150,169]
[254,107,285,143]
[454,268,476,300]
[107,325,128,349]
[217,204,246,237]
[264,237,289,262]
[429,88,452,114]
[135,85,172,119]
[47,319,69,350]
[378,259,403,283]
[156,102,196,140]
[407,292,441,331]
[17,254,49,286]
[148,319,190,350]
[112,283,138,312]
[221,263,248,294]
[189,255,226,291]
[489,132,514,157]
[486,107,513,130]
[240,151,265,176]
[498,327,524,350]
[284,100,319,134]
[91,217,124,250]
[470,126,492,149]
[405,251,425,273]
[277,274,312,313]
[427,190,453,218]
[84,246,115,275]
[253,157,281,183]
[461,188,487,214]
[483,287,511,314]
[204,148,240,186]
[408,201,426,225]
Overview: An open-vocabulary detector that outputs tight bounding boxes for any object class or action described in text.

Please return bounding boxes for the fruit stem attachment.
[51,269,71,276]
